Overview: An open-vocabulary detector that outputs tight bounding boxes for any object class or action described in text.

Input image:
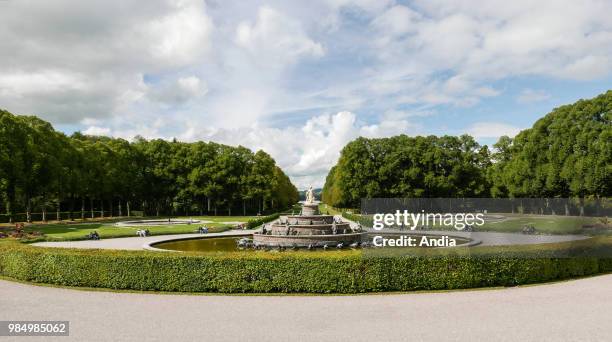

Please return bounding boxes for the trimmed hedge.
[246,213,280,229]
[322,205,372,227]
[0,239,611,293]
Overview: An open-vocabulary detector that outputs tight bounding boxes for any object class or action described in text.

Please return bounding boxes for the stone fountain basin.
[252,232,365,247]
[284,215,335,224]
[269,223,352,235]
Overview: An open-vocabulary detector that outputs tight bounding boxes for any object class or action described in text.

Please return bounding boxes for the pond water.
[152,234,472,253]
[155,237,241,252]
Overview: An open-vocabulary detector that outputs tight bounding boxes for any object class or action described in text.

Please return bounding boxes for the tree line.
[0,110,299,223]
[323,90,611,208]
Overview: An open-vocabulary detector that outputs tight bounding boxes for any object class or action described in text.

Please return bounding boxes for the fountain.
[251,187,365,248]
[149,189,474,252]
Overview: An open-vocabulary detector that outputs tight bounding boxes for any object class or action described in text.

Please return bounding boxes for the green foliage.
[21,217,242,241]
[272,167,299,210]
[0,110,299,222]
[323,135,490,207]
[341,211,372,227]
[322,91,611,206]
[489,90,612,198]
[246,213,280,229]
[0,239,610,293]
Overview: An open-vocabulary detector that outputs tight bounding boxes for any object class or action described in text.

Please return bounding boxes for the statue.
[252,183,364,249]
[306,186,315,203]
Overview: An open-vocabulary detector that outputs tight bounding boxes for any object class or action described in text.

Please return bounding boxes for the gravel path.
[31,230,252,250]
[30,213,589,251]
[385,229,590,246]
[1,274,611,341]
[31,229,588,250]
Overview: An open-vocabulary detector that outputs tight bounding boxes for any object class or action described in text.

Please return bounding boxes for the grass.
[17,215,258,241]
[324,206,609,235]
[478,215,603,234]
[318,204,341,216]
[406,214,603,234]
[418,214,606,235]
[187,216,259,222]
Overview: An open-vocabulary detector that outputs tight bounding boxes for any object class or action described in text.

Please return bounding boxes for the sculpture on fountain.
[306,186,315,203]
[301,186,318,216]
[251,186,364,248]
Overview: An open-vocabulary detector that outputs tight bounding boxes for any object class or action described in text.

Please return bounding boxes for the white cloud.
[1,0,612,187]
[371,5,420,37]
[517,89,551,104]
[144,0,212,65]
[0,0,211,122]
[198,112,361,188]
[148,76,207,105]
[466,122,522,139]
[178,76,204,94]
[383,109,434,119]
[83,126,111,136]
[325,0,394,15]
[364,1,612,107]
[560,55,612,80]
[235,6,324,66]
[0,70,146,123]
[360,119,417,138]
[80,118,103,126]
[180,111,416,188]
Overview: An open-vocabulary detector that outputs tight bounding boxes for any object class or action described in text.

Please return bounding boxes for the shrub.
[246,213,280,229]
[1,237,611,293]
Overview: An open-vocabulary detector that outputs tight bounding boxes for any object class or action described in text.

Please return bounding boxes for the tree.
[243,150,276,214]
[491,90,611,200]
[0,109,298,222]
[0,110,30,222]
[323,135,491,207]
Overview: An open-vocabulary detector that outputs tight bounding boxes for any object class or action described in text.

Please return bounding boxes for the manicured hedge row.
[342,212,372,227]
[246,213,280,229]
[1,239,611,293]
[323,205,372,227]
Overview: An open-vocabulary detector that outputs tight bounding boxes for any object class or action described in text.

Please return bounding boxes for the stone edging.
[144,231,253,252]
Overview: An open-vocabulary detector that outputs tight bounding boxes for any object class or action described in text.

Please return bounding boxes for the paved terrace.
[31,229,588,251]
[384,229,590,246]
[1,274,611,341]
[32,230,252,250]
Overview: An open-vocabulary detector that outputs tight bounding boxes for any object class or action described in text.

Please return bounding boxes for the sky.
[1,0,611,189]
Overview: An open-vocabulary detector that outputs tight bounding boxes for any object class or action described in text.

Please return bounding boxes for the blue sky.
[0,0,611,188]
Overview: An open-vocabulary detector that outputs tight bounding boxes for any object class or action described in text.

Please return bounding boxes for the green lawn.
[188,216,259,222]
[478,215,603,234]
[326,207,609,235]
[426,215,603,234]
[22,216,258,241]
